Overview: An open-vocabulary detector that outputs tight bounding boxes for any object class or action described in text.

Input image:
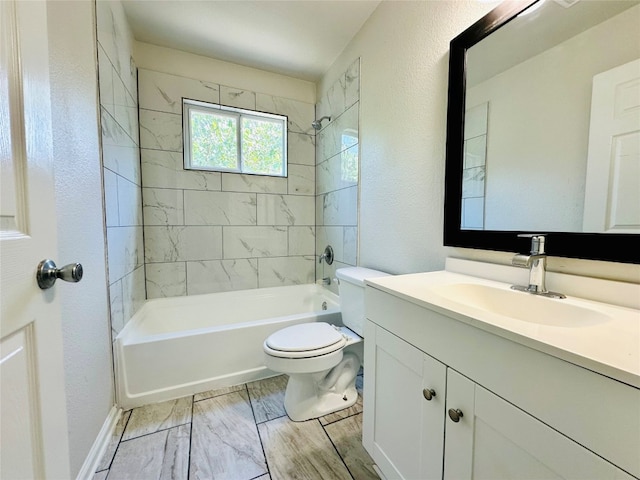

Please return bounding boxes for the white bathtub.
[115,284,342,409]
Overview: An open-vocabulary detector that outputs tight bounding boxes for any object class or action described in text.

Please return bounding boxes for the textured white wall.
[320,0,640,283]
[318,0,499,275]
[47,0,114,476]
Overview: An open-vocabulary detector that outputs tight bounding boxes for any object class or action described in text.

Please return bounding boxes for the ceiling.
[467,0,639,86]
[121,0,381,82]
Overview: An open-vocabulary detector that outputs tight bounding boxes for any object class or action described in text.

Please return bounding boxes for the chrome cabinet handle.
[448,408,464,423]
[36,259,83,290]
[423,388,436,401]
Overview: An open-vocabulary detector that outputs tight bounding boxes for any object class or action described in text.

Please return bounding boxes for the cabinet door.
[444,369,626,480]
[442,368,476,479]
[363,323,446,480]
[420,350,448,479]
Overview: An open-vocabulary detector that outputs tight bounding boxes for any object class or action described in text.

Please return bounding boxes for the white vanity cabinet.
[363,285,640,480]
[362,321,446,479]
[443,369,634,480]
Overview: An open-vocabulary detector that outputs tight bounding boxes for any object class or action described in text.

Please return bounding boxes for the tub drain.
[322,301,327,310]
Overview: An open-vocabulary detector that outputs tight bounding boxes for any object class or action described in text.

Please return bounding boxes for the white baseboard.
[75,405,121,480]
[372,464,387,480]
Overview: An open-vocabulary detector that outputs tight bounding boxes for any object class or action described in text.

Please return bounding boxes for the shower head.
[311,116,331,130]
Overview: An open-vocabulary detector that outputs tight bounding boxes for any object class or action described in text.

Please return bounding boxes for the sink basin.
[429,283,610,327]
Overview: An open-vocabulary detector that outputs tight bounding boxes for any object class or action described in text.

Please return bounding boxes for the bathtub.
[115,284,342,409]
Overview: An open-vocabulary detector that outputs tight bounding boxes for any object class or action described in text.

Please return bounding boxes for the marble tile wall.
[96,0,145,337]
[315,59,360,293]
[138,69,316,297]
[461,102,488,230]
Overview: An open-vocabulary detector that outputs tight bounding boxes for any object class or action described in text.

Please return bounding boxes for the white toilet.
[263,267,389,421]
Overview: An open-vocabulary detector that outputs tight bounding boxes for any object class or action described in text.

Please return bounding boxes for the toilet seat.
[264,322,347,359]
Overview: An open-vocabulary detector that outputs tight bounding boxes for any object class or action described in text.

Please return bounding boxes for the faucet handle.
[319,245,334,265]
[517,233,546,255]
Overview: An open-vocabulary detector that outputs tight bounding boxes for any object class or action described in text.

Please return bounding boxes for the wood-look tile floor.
[95,375,379,480]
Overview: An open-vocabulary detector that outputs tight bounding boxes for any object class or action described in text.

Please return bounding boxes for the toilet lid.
[266,322,344,353]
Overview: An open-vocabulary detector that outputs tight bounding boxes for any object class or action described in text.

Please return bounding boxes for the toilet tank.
[336,267,390,336]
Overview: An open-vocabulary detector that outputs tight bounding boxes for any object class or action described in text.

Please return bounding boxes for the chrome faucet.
[511,235,565,299]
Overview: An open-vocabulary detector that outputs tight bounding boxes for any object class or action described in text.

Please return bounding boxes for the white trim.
[75,406,121,480]
[372,464,388,480]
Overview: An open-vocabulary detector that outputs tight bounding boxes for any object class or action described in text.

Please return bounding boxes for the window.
[183,99,287,177]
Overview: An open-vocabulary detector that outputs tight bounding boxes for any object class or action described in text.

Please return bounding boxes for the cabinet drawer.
[366,286,640,477]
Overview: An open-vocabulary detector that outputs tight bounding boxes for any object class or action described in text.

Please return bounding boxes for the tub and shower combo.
[115,284,342,409]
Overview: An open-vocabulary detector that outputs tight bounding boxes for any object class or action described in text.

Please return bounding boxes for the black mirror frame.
[443,0,639,264]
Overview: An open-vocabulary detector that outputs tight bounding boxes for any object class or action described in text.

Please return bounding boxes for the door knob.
[36,259,83,290]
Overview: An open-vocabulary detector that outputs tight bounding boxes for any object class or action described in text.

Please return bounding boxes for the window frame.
[183,98,288,177]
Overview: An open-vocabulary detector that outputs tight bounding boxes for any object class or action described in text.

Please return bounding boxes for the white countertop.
[366,269,640,388]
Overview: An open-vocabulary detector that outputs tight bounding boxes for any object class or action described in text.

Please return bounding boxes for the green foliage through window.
[242,117,284,175]
[183,100,287,177]
[341,132,358,183]
[190,110,237,170]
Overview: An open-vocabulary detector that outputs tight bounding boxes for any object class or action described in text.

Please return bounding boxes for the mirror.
[444,0,640,263]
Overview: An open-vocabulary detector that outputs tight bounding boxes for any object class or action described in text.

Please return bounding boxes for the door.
[363,323,446,480]
[583,58,640,233]
[0,1,70,478]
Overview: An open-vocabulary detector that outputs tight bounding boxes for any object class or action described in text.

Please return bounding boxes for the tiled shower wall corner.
[138,69,317,298]
[315,59,360,293]
[96,5,359,329]
[96,0,145,337]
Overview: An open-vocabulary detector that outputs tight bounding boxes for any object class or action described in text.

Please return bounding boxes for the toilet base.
[284,352,360,422]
